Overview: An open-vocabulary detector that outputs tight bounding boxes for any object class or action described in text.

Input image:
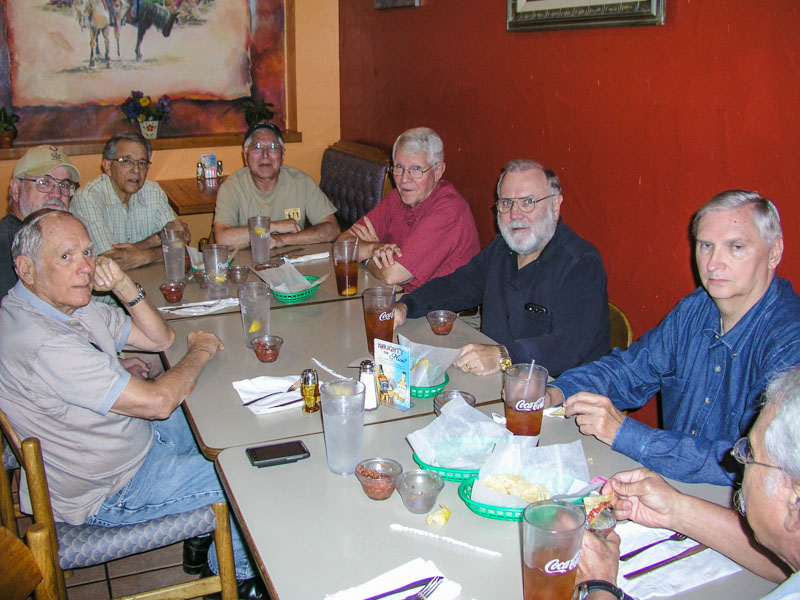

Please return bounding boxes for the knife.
[623,544,709,579]
[359,577,435,600]
[276,247,305,259]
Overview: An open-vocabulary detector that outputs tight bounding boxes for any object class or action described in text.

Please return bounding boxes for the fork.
[243,379,302,406]
[619,532,687,561]
[402,576,443,600]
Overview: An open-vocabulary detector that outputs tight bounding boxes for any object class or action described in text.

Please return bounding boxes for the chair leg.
[212,503,239,600]
[27,524,62,600]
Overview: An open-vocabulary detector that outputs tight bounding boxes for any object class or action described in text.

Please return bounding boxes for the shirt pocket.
[517,306,552,337]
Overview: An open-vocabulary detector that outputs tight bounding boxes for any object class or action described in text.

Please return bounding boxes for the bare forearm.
[272,222,340,247]
[115,279,175,351]
[134,233,162,250]
[214,223,250,250]
[366,259,412,286]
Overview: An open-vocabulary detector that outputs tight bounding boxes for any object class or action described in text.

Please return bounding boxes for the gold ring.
[465,364,472,371]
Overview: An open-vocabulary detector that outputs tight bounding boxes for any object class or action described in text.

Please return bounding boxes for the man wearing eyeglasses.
[547,191,800,485]
[336,127,480,291]
[393,158,609,377]
[71,132,187,273]
[213,122,340,250]
[1,145,81,299]
[574,367,800,600]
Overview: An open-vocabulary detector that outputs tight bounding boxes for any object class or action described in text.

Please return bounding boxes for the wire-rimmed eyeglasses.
[390,163,437,180]
[113,157,152,170]
[20,176,76,197]
[248,141,282,154]
[496,194,556,214]
[731,437,783,470]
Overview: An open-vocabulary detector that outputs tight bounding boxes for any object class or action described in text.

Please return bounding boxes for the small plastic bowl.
[229,265,250,285]
[251,335,283,363]
[586,508,616,538]
[433,390,477,416]
[355,458,403,501]
[426,310,457,335]
[159,281,186,303]
[394,470,445,514]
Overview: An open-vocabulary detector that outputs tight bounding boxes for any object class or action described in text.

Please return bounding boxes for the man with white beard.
[393,159,609,377]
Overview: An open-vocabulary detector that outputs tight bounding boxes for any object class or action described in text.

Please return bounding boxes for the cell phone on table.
[246,440,310,468]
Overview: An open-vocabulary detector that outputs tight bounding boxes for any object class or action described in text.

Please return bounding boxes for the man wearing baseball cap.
[213,122,340,250]
[1,145,80,299]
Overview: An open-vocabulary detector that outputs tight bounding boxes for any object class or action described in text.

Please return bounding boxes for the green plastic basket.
[410,372,449,398]
[270,276,319,305]
[458,478,587,521]
[412,453,479,482]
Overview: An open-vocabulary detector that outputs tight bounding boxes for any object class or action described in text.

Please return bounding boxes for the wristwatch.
[124,283,146,307]
[497,345,512,372]
[572,580,636,600]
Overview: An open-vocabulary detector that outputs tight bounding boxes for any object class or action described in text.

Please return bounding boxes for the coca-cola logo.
[259,232,270,239]
[515,395,545,412]
[544,550,581,575]
[216,261,228,270]
[378,311,393,322]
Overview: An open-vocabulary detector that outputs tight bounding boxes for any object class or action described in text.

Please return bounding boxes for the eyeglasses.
[731,437,783,470]
[496,194,556,214]
[248,141,282,154]
[391,163,437,180]
[113,157,152,170]
[20,177,76,197]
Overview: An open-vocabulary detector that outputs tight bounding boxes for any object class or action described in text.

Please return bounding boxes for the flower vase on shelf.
[139,120,159,139]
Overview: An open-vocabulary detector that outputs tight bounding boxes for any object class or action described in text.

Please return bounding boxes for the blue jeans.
[85,410,255,579]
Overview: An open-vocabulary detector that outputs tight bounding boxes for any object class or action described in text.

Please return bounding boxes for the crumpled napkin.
[232,375,302,414]
[616,520,742,599]
[252,261,329,293]
[397,334,461,387]
[157,297,239,316]
[284,251,329,263]
[324,557,461,600]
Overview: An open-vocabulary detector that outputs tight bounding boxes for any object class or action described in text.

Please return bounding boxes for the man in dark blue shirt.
[393,159,609,378]
[549,190,800,485]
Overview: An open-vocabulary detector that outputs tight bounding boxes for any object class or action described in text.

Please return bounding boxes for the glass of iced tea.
[362,286,395,354]
[503,363,549,437]
[332,238,360,296]
[522,500,586,600]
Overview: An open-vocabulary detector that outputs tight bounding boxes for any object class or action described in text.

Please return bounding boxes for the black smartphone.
[245,440,310,468]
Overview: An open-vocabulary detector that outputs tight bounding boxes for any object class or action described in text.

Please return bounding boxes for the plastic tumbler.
[522,500,585,600]
[202,244,229,275]
[362,287,395,354]
[239,281,270,348]
[206,268,229,300]
[160,227,186,282]
[248,216,271,265]
[320,379,366,475]
[332,238,360,296]
[503,363,549,438]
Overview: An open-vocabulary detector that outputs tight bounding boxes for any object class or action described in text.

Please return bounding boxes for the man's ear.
[15,255,35,286]
[785,478,800,532]
[101,159,112,176]
[434,161,446,182]
[768,237,784,270]
[8,178,20,204]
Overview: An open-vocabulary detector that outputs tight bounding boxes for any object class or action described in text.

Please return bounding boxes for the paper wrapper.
[406,397,511,468]
[398,334,461,387]
[252,261,328,292]
[471,439,590,509]
[187,245,204,271]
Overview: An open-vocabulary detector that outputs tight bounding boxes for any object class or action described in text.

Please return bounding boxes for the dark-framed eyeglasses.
[114,157,152,170]
[248,141,282,154]
[731,437,783,470]
[391,163,437,180]
[496,194,556,214]
[20,176,76,197]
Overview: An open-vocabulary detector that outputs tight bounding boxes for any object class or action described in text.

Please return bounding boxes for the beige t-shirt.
[214,166,336,227]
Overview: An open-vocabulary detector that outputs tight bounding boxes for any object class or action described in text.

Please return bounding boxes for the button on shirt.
[552,277,800,485]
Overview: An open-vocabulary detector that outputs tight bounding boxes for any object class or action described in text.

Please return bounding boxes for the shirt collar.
[12,279,85,324]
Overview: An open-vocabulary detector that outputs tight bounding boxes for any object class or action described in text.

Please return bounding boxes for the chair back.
[0,524,60,600]
[608,302,633,351]
[319,140,392,230]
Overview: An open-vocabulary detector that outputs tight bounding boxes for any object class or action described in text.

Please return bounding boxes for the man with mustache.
[393,158,609,377]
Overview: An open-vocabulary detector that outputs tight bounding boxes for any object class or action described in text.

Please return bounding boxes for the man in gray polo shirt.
[0,210,266,599]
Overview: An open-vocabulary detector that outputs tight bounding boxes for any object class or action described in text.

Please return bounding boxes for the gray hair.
[763,367,800,483]
[102,132,152,160]
[11,208,77,263]
[496,159,562,199]
[691,190,782,247]
[392,127,444,166]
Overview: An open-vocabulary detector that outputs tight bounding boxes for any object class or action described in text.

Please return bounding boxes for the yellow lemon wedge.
[426,504,451,526]
[253,227,267,235]
[248,320,262,334]
[214,275,227,283]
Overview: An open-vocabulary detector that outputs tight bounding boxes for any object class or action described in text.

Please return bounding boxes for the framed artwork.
[507,0,666,32]
[374,0,420,9]
[0,0,288,144]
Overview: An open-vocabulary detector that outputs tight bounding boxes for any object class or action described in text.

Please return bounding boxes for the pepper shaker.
[301,368,320,413]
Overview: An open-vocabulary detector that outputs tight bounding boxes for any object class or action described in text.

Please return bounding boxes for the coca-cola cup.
[362,286,395,354]
[522,500,586,600]
[503,363,548,438]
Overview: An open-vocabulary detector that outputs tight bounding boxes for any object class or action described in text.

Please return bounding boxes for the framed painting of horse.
[0,0,287,144]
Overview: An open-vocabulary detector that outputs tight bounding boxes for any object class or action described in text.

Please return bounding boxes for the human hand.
[93,255,130,293]
[605,468,682,531]
[166,219,192,244]
[371,243,402,269]
[120,356,151,379]
[576,530,621,585]
[564,392,625,445]
[393,303,408,329]
[349,217,380,243]
[188,331,224,361]
[106,244,149,270]
[453,343,500,376]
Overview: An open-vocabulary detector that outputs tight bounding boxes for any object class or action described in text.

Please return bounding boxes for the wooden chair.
[0,408,238,600]
[319,140,392,230]
[0,524,60,600]
[609,302,634,351]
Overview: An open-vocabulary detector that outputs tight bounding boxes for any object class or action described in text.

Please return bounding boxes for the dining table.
[159,177,223,216]
[214,408,777,600]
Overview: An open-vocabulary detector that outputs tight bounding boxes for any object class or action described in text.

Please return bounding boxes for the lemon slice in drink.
[248,320,262,334]
[426,504,451,525]
[253,227,267,235]
[214,275,227,283]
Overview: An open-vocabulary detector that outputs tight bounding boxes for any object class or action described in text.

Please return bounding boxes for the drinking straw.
[389,524,502,557]
[521,359,536,399]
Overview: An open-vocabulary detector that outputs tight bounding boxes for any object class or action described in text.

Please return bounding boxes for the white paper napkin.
[285,251,329,263]
[232,375,303,414]
[324,557,461,600]
[615,520,741,599]
[157,297,239,316]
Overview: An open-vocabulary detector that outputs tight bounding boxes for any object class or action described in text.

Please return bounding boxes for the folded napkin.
[616,521,741,599]
[284,251,329,263]
[233,375,302,415]
[325,557,460,600]
[157,297,239,316]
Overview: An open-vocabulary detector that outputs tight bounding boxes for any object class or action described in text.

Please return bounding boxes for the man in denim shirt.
[547,190,800,485]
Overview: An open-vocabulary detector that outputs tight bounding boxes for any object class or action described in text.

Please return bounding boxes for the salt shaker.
[196,162,203,180]
[359,360,378,411]
[216,160,223,178]
[301,368,320,413]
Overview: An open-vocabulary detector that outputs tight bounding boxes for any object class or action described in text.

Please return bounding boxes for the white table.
[215,410,777,600]
[164,301,503,458]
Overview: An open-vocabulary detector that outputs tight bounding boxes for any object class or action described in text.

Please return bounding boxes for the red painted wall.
[338,1,800,424]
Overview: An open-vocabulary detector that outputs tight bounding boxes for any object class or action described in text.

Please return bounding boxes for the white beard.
[498,202,558,256]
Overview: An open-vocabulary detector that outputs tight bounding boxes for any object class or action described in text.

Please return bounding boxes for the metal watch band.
[573,580,636,600]
[124,283,146,307]
[497,344,512,371]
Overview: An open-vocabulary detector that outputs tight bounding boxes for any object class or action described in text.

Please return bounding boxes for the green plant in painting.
[0,106,20,132]
[242,98,276,128]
